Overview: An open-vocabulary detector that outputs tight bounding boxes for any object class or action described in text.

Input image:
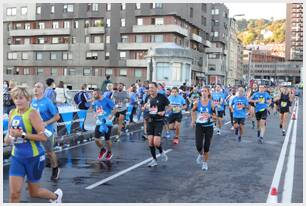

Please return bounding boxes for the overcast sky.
[225,3,287,20]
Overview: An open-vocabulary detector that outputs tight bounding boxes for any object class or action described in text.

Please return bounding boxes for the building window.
[85,36,90,43]
[106,3,111,11]
[135,69,142,78]
[24,68,30,75]
[38,22,45,29]
[63,52,72,60]
[94,35,102,43]
[105,68,112,75]
[8,52,18,60]
[21,7,27,15]
[64,4,74,13]
[69,68,76,75]
[136,3,141,9]
[15,38,22,44]
[212,9,219,15]
[51,5,55,14]
[106,36,110,44]
[38,37,45,44]
[92,3,99,11]
[121,35,128,43]
[36,52,43,60]
[121,18,126,27]
[137,18,143,26]
[50,52,57,60]
[85,20,90,28]
[106,19,111,27]
[72,36,76,44]
[152,3,162,8]
[190,8,194,18]
[36,6,41,14]
[155,17,164,25]
[86,51,98,60]
[136,35,143,43]
[120,52,127,59]
[214,32,219,37]
[74,20,78,28]
[83,68,92,76]
[202,4,207,12]
[51,68,57,75]
[37,68,44,75]
[121,3,126,10]
[53,21,59,29]
[6,68,13,75]
[52,37,59,44]
[22,52,28,60]
[152,35,163,43]
[6,8,17,16]
[201,16,207,26]
[105,52,110,60]
[119,69,127,76]
[94,19,103,27]
[25,23,31,30]
[15,23,22,30]
[156,63,171,81]
[64,21,70,28]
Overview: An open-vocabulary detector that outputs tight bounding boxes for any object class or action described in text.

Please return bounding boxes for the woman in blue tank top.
[4,86,62,203]
[191,86,216,171]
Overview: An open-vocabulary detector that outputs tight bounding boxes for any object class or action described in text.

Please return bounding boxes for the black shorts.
[147,120,164,137]
[249,102,255,107]
[255,110,268,121]
[168,113,183,124]
[233,118,245,125]
[280,107,289,114]
[95,125,112,141]
[115,110,127,118]
[217,110,225,118]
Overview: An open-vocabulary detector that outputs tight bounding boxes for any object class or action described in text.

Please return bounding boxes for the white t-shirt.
[55,87,68,104]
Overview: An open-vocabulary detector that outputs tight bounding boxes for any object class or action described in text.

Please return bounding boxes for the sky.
[225,3,286,20]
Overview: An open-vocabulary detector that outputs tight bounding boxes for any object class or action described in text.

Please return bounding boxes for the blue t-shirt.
[212,92,225,111]
[31,97,58,133]
[158,89,166,95]
[92,98,115,126]
[44,87,56,104]
[168,95,186,114]
[251,92,271,112]
[129,92,137,106]
[103,91,112,99]
[231,96,249,118]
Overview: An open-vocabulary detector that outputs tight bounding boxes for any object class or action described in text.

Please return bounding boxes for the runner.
[230,87,249,142]
[226,88,236,130]
[31,82,61,181]
[249,84,272,144]
[212,84,226,135]
[4,86,62,203]
[191,86,216,171]
[274,86,292,136]
[167,87,187,144]
[247,83,258,129]
[143,82,169,167]
[91,88,115,161]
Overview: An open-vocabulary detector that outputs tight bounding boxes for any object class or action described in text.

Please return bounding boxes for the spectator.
[55,81,69,105]
[3,80,15,114]
[101,75,112,93]
[44,78,56,105]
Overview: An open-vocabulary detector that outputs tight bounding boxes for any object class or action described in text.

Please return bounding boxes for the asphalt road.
[3,98,303,203]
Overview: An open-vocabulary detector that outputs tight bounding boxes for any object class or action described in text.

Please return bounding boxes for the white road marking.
[266,103,296,203]
[282,101,299,203]
[86,149,173,190]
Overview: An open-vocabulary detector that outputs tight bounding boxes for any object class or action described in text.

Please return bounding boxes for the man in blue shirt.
[212,84,226,135]
[167,87,187,144]
[44,78,57,105]
[32,82,61,181]
[230,87,250,142]
[91,88,115,161]
[250,84,272,144]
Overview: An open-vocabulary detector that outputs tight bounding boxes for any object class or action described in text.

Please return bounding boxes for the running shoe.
[105,151,113,161]
[230,126,234,130]
[202,161,208,171]
[217,130,221,135]
[238,136,241,142]
[257,137,264,144]
[196,154,202,165]
[51,167,60,181]
[257,130,260,138]
[282,130,286,136]
[235,128,239,135]
[165,131,171,139]
[113,135,120,142]
[147,159,158,167]
[280,124,282,129]
[160,152,168,162]
[98,148,107,161]
[173,137,179,144]
[50,188,63,203]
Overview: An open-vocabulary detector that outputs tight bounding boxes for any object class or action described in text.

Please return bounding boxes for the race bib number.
[172,105,181,113]
[149,106,158,115]
[281,101,287,108]
[96,107,104,116]
[258,97,265,104]
[213,100,219,106]
[237,102,244,110]
[197,112,210,123]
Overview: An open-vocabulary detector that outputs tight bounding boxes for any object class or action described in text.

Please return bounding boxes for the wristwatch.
[21,132,26,139]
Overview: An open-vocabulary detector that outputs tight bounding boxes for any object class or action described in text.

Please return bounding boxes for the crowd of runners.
[3,77,301,203]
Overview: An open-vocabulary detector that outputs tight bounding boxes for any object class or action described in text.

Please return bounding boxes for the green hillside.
[236,18,286,46]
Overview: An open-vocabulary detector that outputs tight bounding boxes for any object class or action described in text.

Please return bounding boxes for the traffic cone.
[267,187,278,203]
[292,111,296,120]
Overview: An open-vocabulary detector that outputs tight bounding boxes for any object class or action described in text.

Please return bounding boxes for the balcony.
[206,47,223,53]
[118,42,181,50]
[191,33,203,44]
[85,27,105,34]
[126,59,147,67]
[88,43,104,50]
[132,24,189,36]
[9,28,71,36]
[203,40,212,48]
[10,44,69,51]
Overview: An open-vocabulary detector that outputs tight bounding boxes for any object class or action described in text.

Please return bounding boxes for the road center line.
[282,101,299,203]
[86,149,173,190]
[266,103,296,203]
